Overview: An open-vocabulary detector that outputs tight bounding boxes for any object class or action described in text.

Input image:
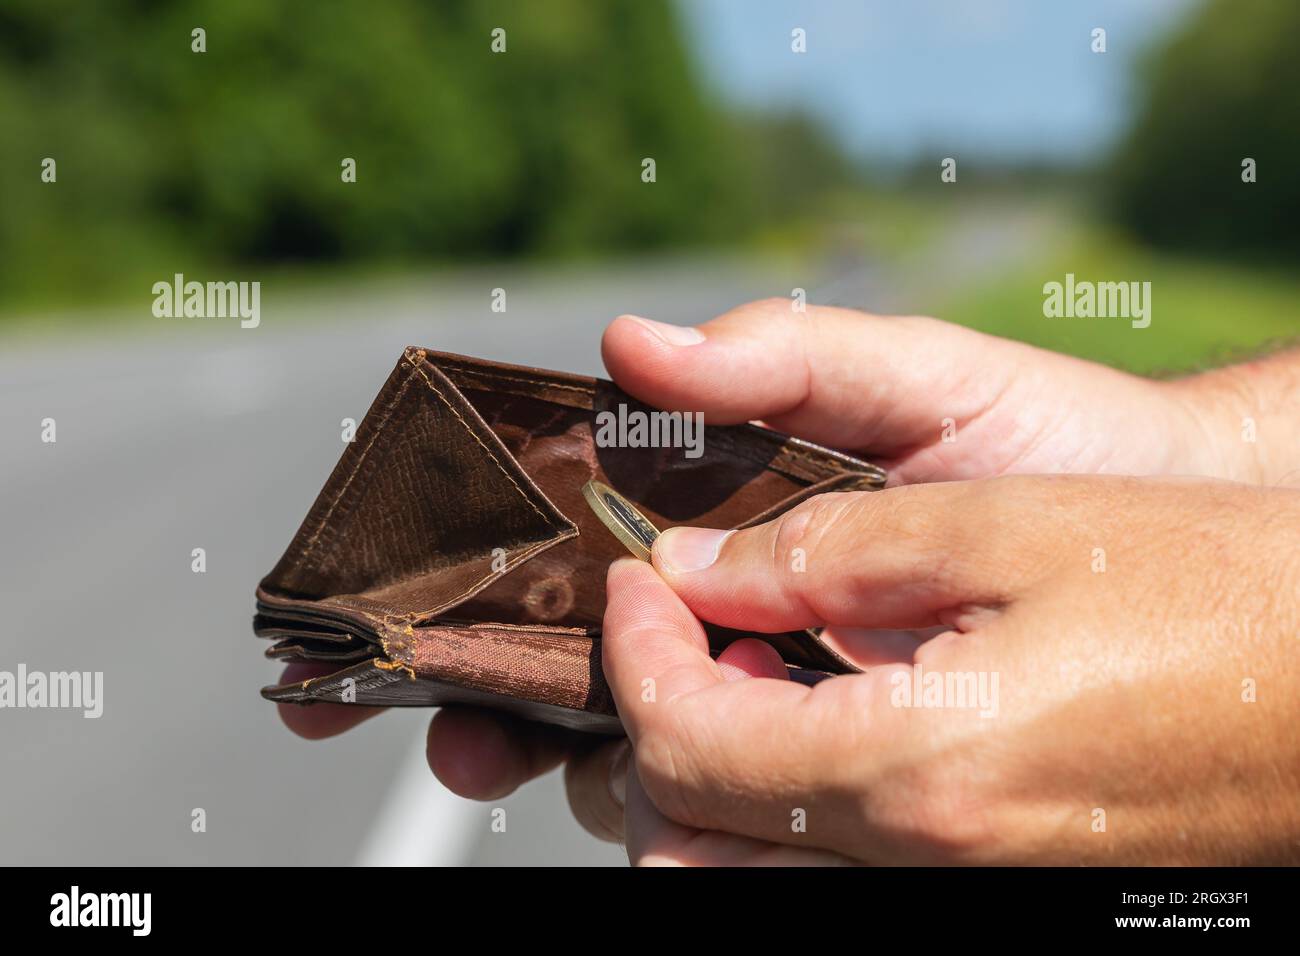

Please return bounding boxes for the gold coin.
[581,480,662,561]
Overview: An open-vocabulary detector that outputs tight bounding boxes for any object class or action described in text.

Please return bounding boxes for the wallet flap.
[258,348,578,624]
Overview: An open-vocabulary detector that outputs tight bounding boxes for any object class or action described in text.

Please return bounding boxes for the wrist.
[1159,371,1267,484]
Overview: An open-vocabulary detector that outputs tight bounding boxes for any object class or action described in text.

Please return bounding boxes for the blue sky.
[678,0,1200,164]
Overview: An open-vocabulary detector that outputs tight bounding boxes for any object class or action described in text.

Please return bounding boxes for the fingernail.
[608,743,630,808]
[655,527,733,574]
[625,315,706,346]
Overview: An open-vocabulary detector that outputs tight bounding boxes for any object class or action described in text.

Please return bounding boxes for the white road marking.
[352,725,482,867]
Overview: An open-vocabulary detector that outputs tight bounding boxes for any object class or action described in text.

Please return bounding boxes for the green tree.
[1109,0,1299,261]
[0,0,760,306]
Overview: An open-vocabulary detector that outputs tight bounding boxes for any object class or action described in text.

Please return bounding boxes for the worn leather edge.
[259,651,833,736]
[261,660,625,735]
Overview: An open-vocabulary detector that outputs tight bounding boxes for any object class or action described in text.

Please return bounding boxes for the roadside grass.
[750,190,948,261]
[934,226,1299,376]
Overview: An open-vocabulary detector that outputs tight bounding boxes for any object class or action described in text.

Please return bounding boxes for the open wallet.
[255,347,887,734]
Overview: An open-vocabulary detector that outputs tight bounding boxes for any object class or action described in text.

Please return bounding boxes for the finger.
[276,662,384,739]
[715,638,789,681]
[601,302,1005,453]
[601,557,723,745]
[425,706,573,801]
[623,752,856,866]
[564,739,629,843]
[652,482,1041,632]
[607,555,924,860]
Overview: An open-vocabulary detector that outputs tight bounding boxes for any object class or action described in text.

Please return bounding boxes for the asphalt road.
[1,256,859,865]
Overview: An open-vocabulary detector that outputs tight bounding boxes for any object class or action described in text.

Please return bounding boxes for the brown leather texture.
[256,347,886,734]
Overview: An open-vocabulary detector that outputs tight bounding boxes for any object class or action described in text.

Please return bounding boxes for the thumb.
[651,481,1044,633]
[601,301,1001,454]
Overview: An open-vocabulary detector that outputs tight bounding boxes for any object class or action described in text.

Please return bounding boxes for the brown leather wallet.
[256,348,886,734]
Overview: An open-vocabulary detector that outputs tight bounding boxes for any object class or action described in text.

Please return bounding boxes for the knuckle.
[765,492,878,613]
[769,502,816,572]
[771,492,865,563]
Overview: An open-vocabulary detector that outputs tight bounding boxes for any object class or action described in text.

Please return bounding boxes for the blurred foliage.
[0,0,812,308]
[1109,0,1299,261]
[733,111,860,220]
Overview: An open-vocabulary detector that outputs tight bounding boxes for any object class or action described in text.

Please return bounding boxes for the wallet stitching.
[436,361,594,395]
[783,447,884,483]
[783,443,886,478]
[408,359,567,533]
[291,365,419,576]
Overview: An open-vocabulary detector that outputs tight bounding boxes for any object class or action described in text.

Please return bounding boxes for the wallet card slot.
[265,637,378,664]
[253,611,372,644]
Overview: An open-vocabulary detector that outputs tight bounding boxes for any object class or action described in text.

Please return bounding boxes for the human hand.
[590,475,1300,864]
[601,299,1279,485]
[280,299,1293,842]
